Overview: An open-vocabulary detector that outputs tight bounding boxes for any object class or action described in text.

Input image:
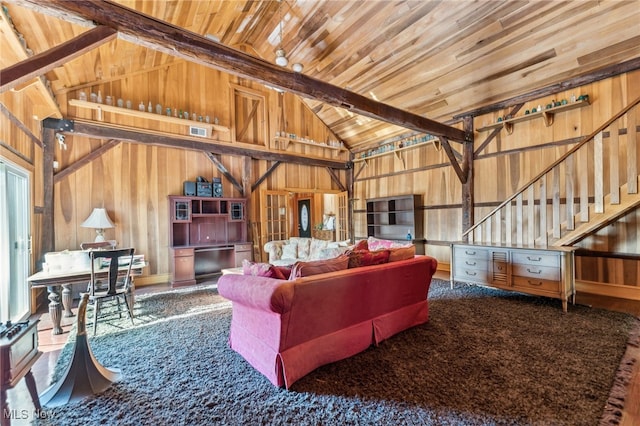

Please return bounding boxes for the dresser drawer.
[453,266,490,283]
[454,246,490,261]
[512,276,561,293]
[512,251,559,268]
[511,264,560,281]
[172,247,194,257]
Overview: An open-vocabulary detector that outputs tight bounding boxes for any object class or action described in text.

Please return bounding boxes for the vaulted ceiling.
[2,0,640,154]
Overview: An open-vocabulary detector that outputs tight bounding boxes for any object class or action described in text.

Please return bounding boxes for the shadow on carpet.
[34,279,639,426]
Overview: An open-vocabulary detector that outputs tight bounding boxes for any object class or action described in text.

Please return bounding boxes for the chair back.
[89,248,135,296]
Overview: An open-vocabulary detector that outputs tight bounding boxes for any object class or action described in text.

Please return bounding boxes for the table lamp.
[81,208,115,242]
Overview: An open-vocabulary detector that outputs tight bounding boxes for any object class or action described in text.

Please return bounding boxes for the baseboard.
[576,280,640,301]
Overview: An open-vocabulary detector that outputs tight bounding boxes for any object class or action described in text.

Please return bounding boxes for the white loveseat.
[264,237,351,266]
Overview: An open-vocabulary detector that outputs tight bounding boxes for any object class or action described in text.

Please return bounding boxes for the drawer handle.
[465,260,477,266]
[465,271,477,276]
[527,256,542,262]
[465,250,476,255]
[526,268,542,274]
[527,280,543,286]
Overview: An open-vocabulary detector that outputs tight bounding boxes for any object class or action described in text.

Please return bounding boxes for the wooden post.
[41,127,55,260]
[461,117,474,242]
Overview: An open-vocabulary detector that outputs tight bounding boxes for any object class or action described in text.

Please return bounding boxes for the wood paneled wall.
[45,60,345,281]
[354,70,640,291]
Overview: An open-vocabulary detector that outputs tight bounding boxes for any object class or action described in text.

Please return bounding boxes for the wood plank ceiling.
[2,0,640,154]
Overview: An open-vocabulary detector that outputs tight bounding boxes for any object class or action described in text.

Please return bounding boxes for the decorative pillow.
[388,245,416,262]
[366,236,397,250]
[353,239,369,251]
[347,249,390,268]
[281,242,298,260]
[289,254,349,279]
[309,239,329,260]
[242,260,289,280]
[273,266,292,280]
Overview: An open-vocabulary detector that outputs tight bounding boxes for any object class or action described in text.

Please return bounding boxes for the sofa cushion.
[281,242,298,260]
[388,245,416,262]
[347,249,390,268]
[289,254,349,279]
[309,239,329,260]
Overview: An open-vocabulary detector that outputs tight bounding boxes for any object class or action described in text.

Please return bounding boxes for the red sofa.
[217,255,438,389]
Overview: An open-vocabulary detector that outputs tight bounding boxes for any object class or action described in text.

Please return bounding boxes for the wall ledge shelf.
[272,136,346,153]
[476,99,590,134]
[69,99,230,133]
[353,138,440,163]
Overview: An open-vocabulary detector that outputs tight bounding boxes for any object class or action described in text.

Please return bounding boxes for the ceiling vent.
[189,126,208,138]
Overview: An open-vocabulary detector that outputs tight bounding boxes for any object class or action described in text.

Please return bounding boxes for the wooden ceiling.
[2,0,640,154]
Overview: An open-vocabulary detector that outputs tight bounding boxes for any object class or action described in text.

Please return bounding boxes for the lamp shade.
[81,208,115,242]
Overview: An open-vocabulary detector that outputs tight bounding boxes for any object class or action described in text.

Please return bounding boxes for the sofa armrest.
[264,240,287,262]
[218,274,295,314]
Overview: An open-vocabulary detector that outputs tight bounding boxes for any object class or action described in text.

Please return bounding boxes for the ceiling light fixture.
[275,0,288,67]
[292,63,303,73]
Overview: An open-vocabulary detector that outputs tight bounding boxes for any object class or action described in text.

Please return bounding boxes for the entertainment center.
[168,196,251,286]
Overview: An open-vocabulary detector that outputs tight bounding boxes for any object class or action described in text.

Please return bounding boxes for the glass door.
[0,158,30,322]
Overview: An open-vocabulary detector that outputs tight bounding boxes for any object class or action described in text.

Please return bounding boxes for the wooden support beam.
[8,0,469,143]
[251,161,281,193]
[439,137,466,184]
[325,167,346,193]
[41,127,55,259]
[0,102,42,148]
[474,104,523,158]
[204,152,244,196]
[44,118,349,169]
[461,117,474,240]
[0,26,117,93]
[53,139,120,183]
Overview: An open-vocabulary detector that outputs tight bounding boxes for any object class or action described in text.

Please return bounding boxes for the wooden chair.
[87,248,135,335]
[80,240,117,251]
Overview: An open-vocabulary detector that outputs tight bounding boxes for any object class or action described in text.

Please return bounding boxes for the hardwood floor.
[5,276,639,425]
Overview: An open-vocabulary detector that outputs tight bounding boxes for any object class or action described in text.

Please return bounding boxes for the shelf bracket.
[542,111,555,126]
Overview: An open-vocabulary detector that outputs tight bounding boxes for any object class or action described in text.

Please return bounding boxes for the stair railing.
[463,94,640,247]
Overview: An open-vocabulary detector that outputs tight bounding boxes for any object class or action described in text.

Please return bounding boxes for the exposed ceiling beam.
[43,118,350,169]
[7,0,469,144]
[0,101,42,148]
[0,26,117,93]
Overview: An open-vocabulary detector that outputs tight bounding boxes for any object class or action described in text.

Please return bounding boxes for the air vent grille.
[189,126,208,138]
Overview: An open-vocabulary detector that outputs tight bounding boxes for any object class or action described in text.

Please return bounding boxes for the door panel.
[298,199,311,238]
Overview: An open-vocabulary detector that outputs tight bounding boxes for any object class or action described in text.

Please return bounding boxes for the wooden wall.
[46,60,346,283]
[353,70,640,294]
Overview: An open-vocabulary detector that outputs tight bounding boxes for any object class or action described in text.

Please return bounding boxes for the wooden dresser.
[450,243,576,312]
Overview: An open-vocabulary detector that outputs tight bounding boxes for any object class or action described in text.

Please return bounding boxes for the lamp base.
[94,229,106,242]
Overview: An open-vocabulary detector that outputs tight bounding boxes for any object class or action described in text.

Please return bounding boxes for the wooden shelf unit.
[366,194,425,254]
[169,196,250,287]
[69,99,230,133]
[476,99,590,134]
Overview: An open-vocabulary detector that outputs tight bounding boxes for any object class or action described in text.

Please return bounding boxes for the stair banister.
[463,94,640,239]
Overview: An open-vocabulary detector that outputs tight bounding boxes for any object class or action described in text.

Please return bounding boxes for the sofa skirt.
[228,300,429,389]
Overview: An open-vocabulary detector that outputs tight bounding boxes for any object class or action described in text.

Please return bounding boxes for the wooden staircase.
[463,96,640,248]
